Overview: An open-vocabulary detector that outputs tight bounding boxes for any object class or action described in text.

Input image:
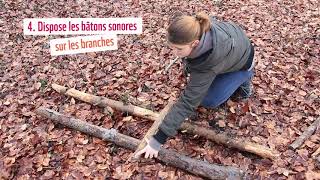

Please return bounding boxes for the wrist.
[148,136,162,151]
[153,129,169,144]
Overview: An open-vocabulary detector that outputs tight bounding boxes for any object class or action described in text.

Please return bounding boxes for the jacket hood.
[187,27,214,59]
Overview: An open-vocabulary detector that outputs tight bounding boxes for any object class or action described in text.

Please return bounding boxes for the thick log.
[179,123,277,159]
[51,83,279,159]
[35,107,244,179]
[131,98,175,160]
[289,118,320,150]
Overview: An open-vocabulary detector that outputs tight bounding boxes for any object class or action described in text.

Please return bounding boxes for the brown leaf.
[158,171,169,178]
[305,170,320,180]
[42,156,50,166]
[82,139,89,145]
[298,90,307,96]
[241,102,250,113]
[3,101,10,106]
[229,106,236,113]
[0,112,7,117]
[41,170,55,178]
[35,82,41,90]
[218,120,226,128]
[122,116,134,122]
[293,165,306,172]
[114,71,126,78]
[76,154,85,163]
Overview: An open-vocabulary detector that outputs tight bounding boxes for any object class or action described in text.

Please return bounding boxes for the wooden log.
[130,98,175,161]
[51,83,279,159]
[179,123,277,159]
[35,107,244,179]
[289,118,320,150]
[52,83,159,121]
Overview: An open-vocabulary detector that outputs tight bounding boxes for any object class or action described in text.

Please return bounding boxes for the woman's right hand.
[134,137,161,159]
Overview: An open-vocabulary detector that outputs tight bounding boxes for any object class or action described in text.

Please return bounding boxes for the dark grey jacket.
[153,17,252,144]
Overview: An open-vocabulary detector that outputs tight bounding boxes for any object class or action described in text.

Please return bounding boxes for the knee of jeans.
[200,99,219,109]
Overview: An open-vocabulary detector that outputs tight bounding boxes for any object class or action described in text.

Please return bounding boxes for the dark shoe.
[208,118,225,132]
[189,111,198,121]
[231,80,253,100]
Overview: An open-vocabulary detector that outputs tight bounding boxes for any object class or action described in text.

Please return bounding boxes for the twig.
[289,117,320,150]
[164,56,179,73]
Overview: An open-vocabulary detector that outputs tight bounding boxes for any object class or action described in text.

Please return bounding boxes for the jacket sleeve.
[153,70,217,144]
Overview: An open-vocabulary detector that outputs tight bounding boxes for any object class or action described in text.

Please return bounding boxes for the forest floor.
[1,0,319,179]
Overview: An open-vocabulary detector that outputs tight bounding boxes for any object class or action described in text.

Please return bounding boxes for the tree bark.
[35,107,244,180]
[51,83,279,159]
[289,118,320,150]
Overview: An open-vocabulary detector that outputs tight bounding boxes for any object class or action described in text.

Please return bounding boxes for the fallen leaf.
[229,106,236,113]
[218,120,226,128]
[298,90,307,96]
[42,156,50,166]
[35,82,42,90]
[76,154,85,163]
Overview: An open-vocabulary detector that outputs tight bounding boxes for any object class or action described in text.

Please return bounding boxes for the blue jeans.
[201,43,255,108]
[200,70,254,108]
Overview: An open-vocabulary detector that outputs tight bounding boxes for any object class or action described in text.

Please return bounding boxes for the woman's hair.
[167,12,211,45]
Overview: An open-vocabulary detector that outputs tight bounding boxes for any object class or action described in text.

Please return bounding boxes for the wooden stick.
[179,122,278,159]
[130,98,175,161]
[289,118,320,150]
[52,83,159,120]
[35,107,244,179]
[51,83,279,159]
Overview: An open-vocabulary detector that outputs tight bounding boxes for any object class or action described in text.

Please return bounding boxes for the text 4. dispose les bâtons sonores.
[37,21,138,33]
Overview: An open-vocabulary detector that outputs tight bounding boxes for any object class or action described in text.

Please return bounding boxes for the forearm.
[153,70,217,145]
[153,89,208,144]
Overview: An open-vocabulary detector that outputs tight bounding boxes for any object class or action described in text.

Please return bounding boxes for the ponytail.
[195,12,211,36]
[167,12,211,45]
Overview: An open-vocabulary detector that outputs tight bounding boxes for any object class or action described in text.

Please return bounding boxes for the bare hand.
[134,138,160,159]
